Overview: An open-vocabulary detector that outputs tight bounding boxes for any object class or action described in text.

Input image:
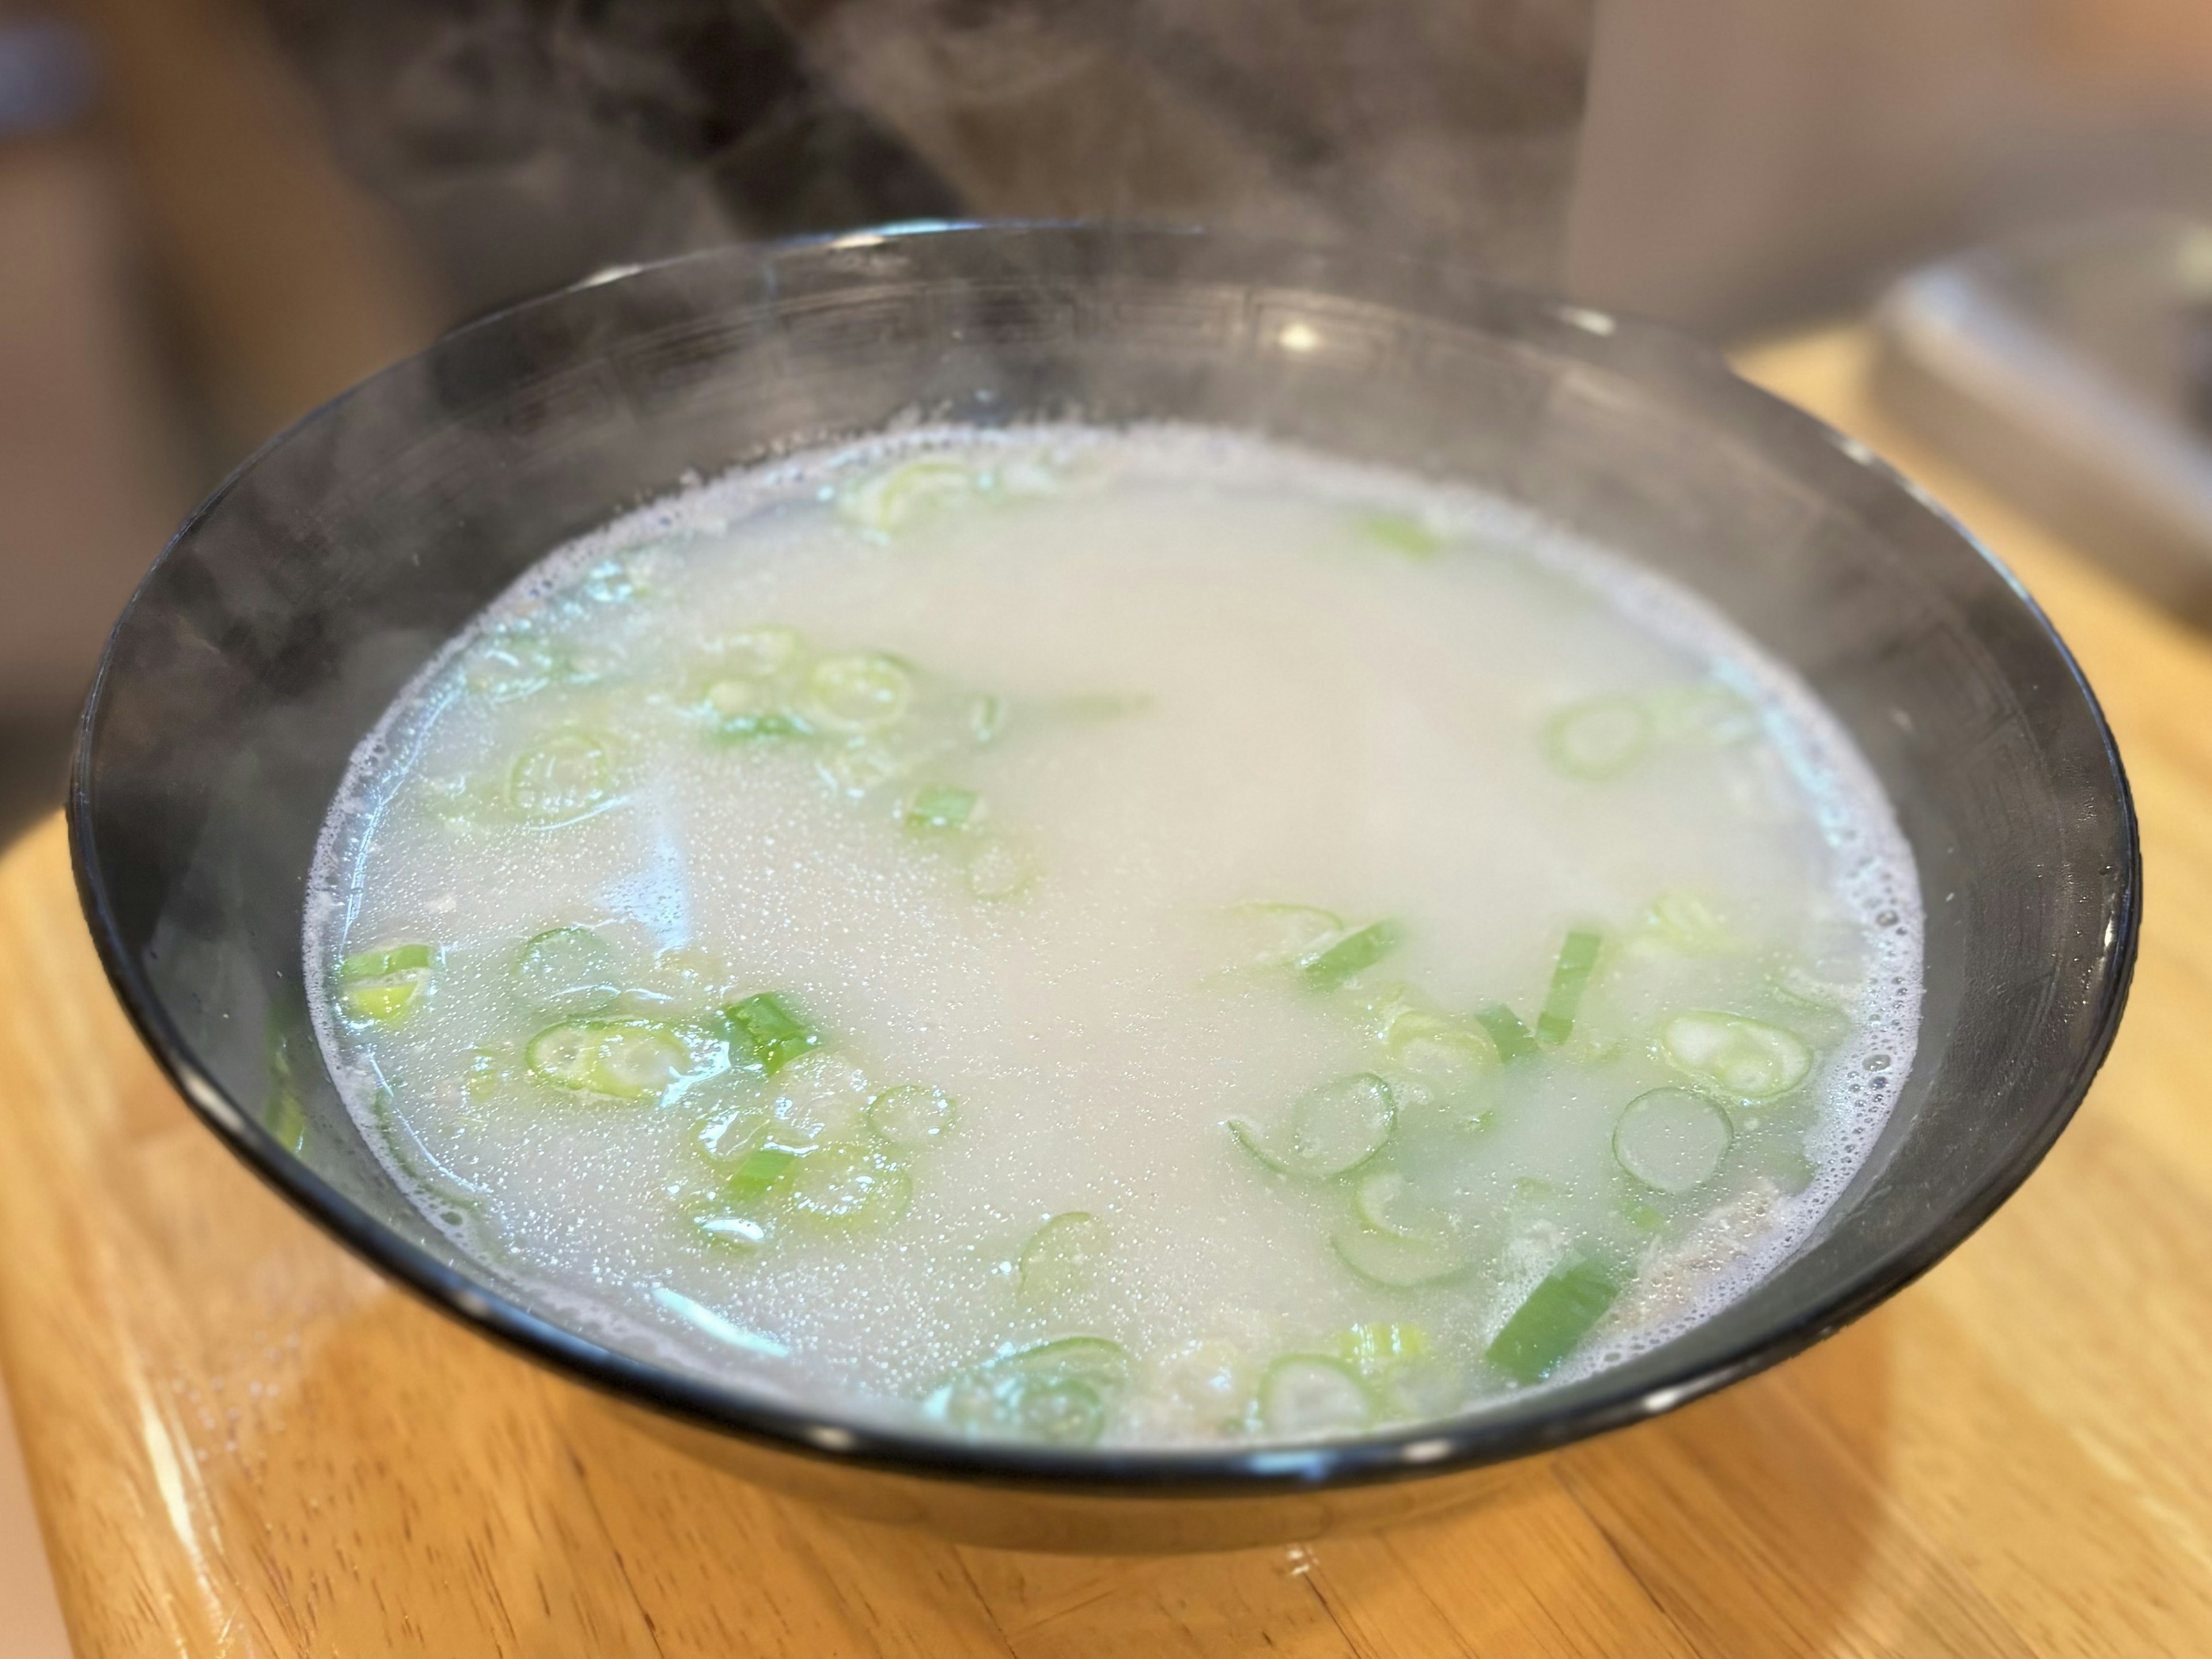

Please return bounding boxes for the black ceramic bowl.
[71,225,2137,1552]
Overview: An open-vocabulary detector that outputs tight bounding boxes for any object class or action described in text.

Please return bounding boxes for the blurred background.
[3,0,2211,842]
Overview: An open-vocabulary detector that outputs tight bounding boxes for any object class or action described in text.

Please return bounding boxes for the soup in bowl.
[71,225,2135,1551]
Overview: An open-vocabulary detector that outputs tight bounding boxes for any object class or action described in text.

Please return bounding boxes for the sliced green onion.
[1474,1004,1538,1063]
[842,457,976,536]
[999,1335,1133,1394]
[819,741,908,800]
[968,694,1008,745]
[513,926,618,1017]
[1228,902,1344,968]
[1542,696,1648,780]
[800,652,914,734]
[510,730,616,823]
[1487,1261,1620,1384]
[923,1336,1131,1446]
[1228,1073,1395,1179]
[1300,920,1402,991]
[1646,889,1733,953]
[337,941,438,1024]
[1613,1087,1732,1193]
[525,1018,713,1101]
[865,1084,958,1147]
[1350,1171,1441,1240]
[340,980,424,1023]
[1355,511,1445,560]
[1334,1322,1431,1374]
[1260,1355,1373,1438]
[1018,1211,1108,1303]
[1384,1008,1492,1096]
[904,783,981,834]
[1660,1010,1813,1100]
[725,1142,802,1200]
[1332,1226,1467,1287]
[721,992,824,1078]
[263,1026,309,1152]
[341,942,438,979]
[781,1143,911,1229]
[1005,1378,1106,1444]
[1536,928,1604,1047]
[964,836,1037,901]
[705,678,808,741]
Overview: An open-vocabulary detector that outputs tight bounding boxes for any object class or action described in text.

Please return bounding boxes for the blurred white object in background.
[1873,218,2212,622]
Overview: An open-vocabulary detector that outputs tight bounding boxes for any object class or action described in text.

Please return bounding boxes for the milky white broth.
[306,426,1921,1448]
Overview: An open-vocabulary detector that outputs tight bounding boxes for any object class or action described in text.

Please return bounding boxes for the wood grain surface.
[3,327,2210,1656]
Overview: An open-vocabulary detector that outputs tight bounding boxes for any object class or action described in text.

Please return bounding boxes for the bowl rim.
[67,220,2141,1498]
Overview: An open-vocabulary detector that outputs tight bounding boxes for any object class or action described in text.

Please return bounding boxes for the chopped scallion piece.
[1542,695,1648,780]
[1613,1087,1732,1192]
[726,1143,802,1200]
[1487,1261,1620,1384]
[510,730,617,823]
[1384,1008,1492,1095]
[339,980,426,1024]
[841,457,976,536]
[1355,511,1444,560]
[705,678,808,741]
[1260,1355,1373,1437]
[780,1143,910,1229]
[801,652,914,734]
[923,1336,1131,1446]
[865,1084,959,1147]
[1018,1211,1109,1303]
[1659,1010,1813,1101]
[1351,1171,1445,1241]
[905,783,981,834]
[1332,1226,1467,1287]
[721,992,824,1078]
[1228,1073,1396,1179]
[1474,1004,1538,1063]
[1646,889,1734,953]
[968,694,1008,745]
[1335,1323,1431,1375]
[337,941,439,1025]
[1536,928,1603,1046]
[525,1018,714,1102]
[513,926,618,1017]
[1300,920,1402,991]
[340,942,438,980]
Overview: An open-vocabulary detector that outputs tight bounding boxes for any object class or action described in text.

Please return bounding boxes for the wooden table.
[4,328,2210,1657]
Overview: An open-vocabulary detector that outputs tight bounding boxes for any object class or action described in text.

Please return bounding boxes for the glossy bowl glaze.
[70,225,2137,1552]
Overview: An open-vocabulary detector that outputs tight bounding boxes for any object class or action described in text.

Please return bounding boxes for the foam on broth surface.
[306,426,1921,1446]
